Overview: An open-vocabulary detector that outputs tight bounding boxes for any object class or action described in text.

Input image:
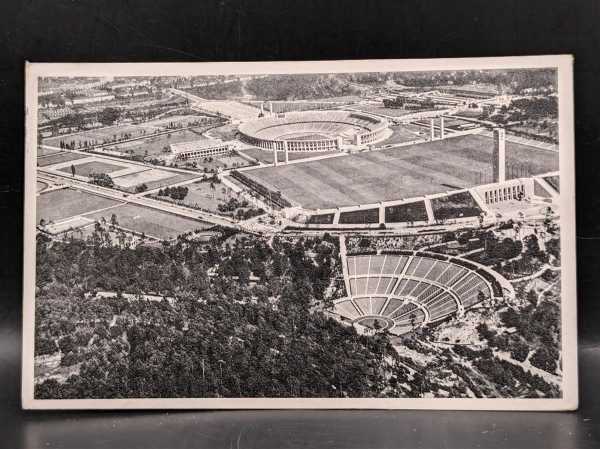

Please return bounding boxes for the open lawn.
[378,124,424,146]
[42,123,159,149]
[216,155,251,169]
[206,123,239,141]
[37,146,63,157]
[58,160,128,177]
[112,169,198,191]
[37,188,123,223]
[352,105,434,117]
[244,134,559,209]
[239,147,340,164]
[430,191,482,220]
[112,128,209,157]
[83,203,212,239]
[152,181,229,213]
[37,152,89,167]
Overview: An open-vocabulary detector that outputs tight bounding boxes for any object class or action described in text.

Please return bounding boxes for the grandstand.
[238,110,389,153]
[333,251,501,335]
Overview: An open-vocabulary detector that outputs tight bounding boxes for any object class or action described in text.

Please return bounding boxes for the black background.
[1,1,599,447]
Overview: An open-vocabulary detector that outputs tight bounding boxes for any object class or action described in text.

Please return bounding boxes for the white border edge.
[22,55,578,410]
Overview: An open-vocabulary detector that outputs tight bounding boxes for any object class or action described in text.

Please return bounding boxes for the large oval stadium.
[238,110,390,152]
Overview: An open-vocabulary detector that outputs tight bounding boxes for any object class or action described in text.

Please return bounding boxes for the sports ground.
[58,160,126,177]
[244,134,559,209]
[84,203,212,239]
[113,170,198,192]
[42,123,160,149]
[37,152,89,167]
[351,105,430,117]
[37,188,123,223]
[37,146,63,157]
[239,147,340,164]
[378,124,424,146]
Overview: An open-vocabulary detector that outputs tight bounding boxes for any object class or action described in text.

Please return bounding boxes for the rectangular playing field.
[58,160,128,177]
[351,105,428,117]
[37,188,123,223]
[244,134,559,209]
[112,170,198,191]
[42,124,159,149]
[37,152,89,167]
[239,147,340,164]
[37,146,63,157]
[83,203,212,239]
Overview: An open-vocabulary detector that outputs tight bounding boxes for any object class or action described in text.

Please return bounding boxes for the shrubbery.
[158,185,189,200]
[88,172,114,188]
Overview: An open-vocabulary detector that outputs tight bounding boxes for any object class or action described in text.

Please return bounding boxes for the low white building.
[169,138,234,161]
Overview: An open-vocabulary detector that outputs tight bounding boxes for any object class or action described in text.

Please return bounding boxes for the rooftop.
[170,138,231,153]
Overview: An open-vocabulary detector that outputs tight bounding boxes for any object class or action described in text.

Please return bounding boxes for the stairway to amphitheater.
[332,249,504,336]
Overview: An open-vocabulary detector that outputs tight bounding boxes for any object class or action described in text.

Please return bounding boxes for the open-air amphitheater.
[333,250,510,335]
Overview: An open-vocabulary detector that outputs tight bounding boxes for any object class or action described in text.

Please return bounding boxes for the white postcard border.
[22,55,577,410]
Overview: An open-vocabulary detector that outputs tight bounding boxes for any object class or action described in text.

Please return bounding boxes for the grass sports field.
[37,146,63,157]
[37,188,123,223]
[244,134,559,209]
[352,105,435,117]
[42,116,213,153]
[378,124,424,146]
[112,170,198,192]
[239,147,340,164]
[83,203,212,239]
[42,124,159,149]
[37,152,89,167]
[58,160,128,177]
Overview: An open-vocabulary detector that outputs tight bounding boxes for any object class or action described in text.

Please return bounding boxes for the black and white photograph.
[22,57,577,409]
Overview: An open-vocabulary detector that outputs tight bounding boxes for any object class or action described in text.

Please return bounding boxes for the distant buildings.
[70,93,115,105]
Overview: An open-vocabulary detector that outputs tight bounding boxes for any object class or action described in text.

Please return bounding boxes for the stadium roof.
[170,138,230,154]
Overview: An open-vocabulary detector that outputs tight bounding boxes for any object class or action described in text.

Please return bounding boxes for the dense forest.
[392,69,557,94]
[34,230,409,399]
[185,80,244,99]
[245,74,360,100]
[180,69,556,102]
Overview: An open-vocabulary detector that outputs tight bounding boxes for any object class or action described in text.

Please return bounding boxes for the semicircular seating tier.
[238,110,386,140]
[333,252,503,336]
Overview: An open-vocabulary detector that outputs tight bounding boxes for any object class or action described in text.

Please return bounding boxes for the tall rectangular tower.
[492,128,506,183]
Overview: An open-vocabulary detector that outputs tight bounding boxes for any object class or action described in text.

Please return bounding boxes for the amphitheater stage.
[243,134,559,209]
